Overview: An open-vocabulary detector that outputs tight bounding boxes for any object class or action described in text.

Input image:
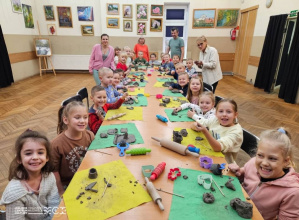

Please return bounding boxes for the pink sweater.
[243,157,299,220]
[89,44,116,73]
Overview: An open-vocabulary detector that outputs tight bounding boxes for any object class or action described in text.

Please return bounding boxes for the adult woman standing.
[133,36,149,61]
[89,34,116,85]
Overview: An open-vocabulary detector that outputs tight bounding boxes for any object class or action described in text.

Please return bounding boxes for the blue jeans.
[92,69,101,85]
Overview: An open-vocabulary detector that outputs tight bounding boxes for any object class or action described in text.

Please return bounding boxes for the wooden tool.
[151,137,199,157]
[145,177,164,211]
[107,113,126,120]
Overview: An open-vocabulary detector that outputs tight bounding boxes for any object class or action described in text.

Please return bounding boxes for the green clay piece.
[126,148,151,155]
[141,165,155,177]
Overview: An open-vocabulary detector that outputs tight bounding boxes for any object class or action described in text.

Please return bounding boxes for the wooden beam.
[9,51,37,64]
[248,56,260,67]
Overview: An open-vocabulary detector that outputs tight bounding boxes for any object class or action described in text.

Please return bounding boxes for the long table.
[53,70,263,219]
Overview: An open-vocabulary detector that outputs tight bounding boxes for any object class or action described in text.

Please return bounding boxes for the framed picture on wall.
[151,5,163,16]
[107,3,119,15]
[77,6,94,21]
[150,18,162,32]
[11,0,22,13]
[136,4,148,20]
[137,22,146,35]
[192,9,216,28]
[107,17,119,28]
[57,6,73,28]
[44,5,55,21]
[47,24,56,35]
[22,4,34,28]
[123,20,132,32]
[34,38,52,57]
[216,8,240,28]
[123,4,132,18]
[81,25,94,36]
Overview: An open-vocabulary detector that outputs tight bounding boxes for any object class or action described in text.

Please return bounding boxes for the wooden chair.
[203,82,213,92]
[77,87,89,109]
[61,94,82,107]
[241,129,259,157]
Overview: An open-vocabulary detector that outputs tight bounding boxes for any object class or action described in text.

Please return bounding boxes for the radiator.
[50,55,90,70]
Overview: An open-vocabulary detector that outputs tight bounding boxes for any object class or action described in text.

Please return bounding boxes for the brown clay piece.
[113,133,136,145]
[173,131,183,144]
[120,128,128,133]
[162,98,170,103]
[203,192,215,204]
[230,198,253,219]
[171,89,180,93]
[171,109,178,116]
[159,103,167,107]
[107,128,118,135]
[195,136,204,141]
[100,133,108,138]
[225,179,236,191]
[180,129,188,137]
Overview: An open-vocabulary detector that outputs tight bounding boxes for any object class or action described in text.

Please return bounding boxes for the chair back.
[77,87,89,109]
[241,129,259,157]
[203,82,213,92]
[61,94,82,107]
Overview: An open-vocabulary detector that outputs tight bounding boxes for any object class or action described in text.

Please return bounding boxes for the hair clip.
[277,128,286,134]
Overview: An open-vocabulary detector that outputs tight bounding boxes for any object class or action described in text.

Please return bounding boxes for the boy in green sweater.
[133,51,148,66]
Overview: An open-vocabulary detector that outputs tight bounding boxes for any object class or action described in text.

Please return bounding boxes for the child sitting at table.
[186,58,197,78]
[170,56,183,80]
[168,72,189,97]
[161,53,172,64]
[124,46,133,67]
[229,128,299,220]
[149,53,160,66]
[114,69,130,91]
[133,51,148,66]
[114,46,121,65]
[116,51,130,75]
[191,98,243,164]
[89,85,127,134]
[161,54,174,74]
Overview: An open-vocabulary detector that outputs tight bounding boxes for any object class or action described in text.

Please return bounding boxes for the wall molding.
[9,51,37,64]
[248,56,260,67]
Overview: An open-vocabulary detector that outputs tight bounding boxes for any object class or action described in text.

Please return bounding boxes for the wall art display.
[123,4,132,18]
[47,24,56,35]
[35,39,51,56]
[107,17,119,29]
[192,9,216,28]
[137,22,146,35]
[81,25,94,36]
[107,3,119,15]
[77,6,94,21]
[151,5,163,16]
[44,5,55,21]
[57,6,73,28]
[150,18,162,32]
[22,4,34,28]
[216,9,240,28]
[123,20,132,32]
[11,0,22,13]
[136,4,148,20]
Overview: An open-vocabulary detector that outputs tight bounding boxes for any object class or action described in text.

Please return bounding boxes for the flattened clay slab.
[107,128,118,135]
[120,128,128,133]
[113,134,136,145]
[100,133,108,138]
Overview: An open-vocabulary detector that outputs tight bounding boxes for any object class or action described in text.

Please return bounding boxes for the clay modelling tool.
[107,113,126,120]
[168,168,181,180]
[94,150,112,156]
[150,162,166,180]
[145,177,164,211]
[212,178,225,197]
[156,188,184,198]
[125,148,151,156]
[85,181,98,193]
[199,156,213,169]
[116,140,130,156]
[101,177,111,198]
[156,114,168,122]
[142,165,155,178]
[197,174,213,189]
[151,137,199,157]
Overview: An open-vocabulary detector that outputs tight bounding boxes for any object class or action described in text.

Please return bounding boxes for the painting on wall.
[137,22,146,35]
[77,6,94,21]
[123,4,132,18]
[150,18,162,32]
[192,9,216,28]
[123,20,132,32]
[136,4,148,20]
[151,5,163,16]
[35,39,51,56]
[47,24,56,35]
[57,6,73,28]
[81,25,94,36]
[44,5,55,21]
[11,0,22,13]
[22,4,34,28]
[216,9,240,28]
[107,3,119,15]
[107,17,119,28]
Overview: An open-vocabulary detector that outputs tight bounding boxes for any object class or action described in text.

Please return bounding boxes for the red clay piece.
[156,94,163,99]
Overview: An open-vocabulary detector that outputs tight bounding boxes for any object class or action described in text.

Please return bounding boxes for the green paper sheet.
[169,168,248,220]
[122,96,148,106]
[156,78,177,82]
[129,72,145,75]
[162,89,184,97]
[89,123,144,150]
[128,81,147,87]
[164,109,194,122]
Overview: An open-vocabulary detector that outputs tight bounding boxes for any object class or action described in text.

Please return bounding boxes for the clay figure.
[225,179,236,191]
[162,98,170,103]
[203,192,215,204]
[173,131,183,144]
[210,164,222,175]
[180,129,188,137]
[195,136,204,141]
[100,133,108,138]
[89,168,98,179]
[107,128,118,135]
[97,107,106,117]
[230,198,253,219]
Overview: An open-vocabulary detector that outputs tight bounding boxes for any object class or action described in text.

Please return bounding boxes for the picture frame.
[57,6,73,28]
[34,38,52,57]
[123,4,132,18]
[150,18,162,32]
[192,9,216,28]
[107,3,119,15]
[123,20,132,32]
[11,0,22,13]
[136,4,148,20]
[44,5,55,21]
[137,22,146,35]
[216,8,240,28]
[81,25,94,36]
[22,4,34,28]
[107,17,119,29]
[77,6,94,21]
[151,5,163,16]
[47,24,57,35]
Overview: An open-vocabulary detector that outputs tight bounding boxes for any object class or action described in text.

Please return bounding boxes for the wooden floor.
[0,73,298,198]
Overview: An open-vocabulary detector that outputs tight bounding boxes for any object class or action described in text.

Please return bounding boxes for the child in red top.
[88,85,128,134]
[116,51,130,75]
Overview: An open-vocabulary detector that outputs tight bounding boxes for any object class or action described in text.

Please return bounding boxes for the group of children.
[1,52,298,220]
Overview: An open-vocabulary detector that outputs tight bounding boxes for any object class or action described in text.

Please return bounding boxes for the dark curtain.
[0,25,14,88]
[254,14,287,92]
[279,13,299,103]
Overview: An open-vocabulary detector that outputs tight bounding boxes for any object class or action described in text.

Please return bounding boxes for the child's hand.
[171,70,175,75]
[228,163,242,177]
[187,109,195,118]
[168,86,173,90]
[174,107,182,112]
[180,90,183,94]
[122,92,128,100]
[191,122,207,133]
[96,110,105,121]
[195,61,203,68]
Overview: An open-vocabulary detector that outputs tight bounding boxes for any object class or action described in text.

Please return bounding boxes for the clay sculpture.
[97,107,106,118]
[173,131,183,144]
[162,98,170,103]
[225,179,236,191]
[113,132,136,145]
[203,192,215,204]
[210,164,223,175]
[230,198,253,219]
[180,129,188,137]
[88,168,98,179]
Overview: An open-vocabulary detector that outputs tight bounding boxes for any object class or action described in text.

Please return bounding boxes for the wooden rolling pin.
[151,137,199,157]
[107,113,126,120]
[145,177,164,211]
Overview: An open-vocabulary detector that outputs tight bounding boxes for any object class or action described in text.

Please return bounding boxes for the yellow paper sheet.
[159,97,189,108]
[154,82,165,87]
[105,106,143,121]
[174,128,224,158]
[64,160,152,220]
[128,88,145,96]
